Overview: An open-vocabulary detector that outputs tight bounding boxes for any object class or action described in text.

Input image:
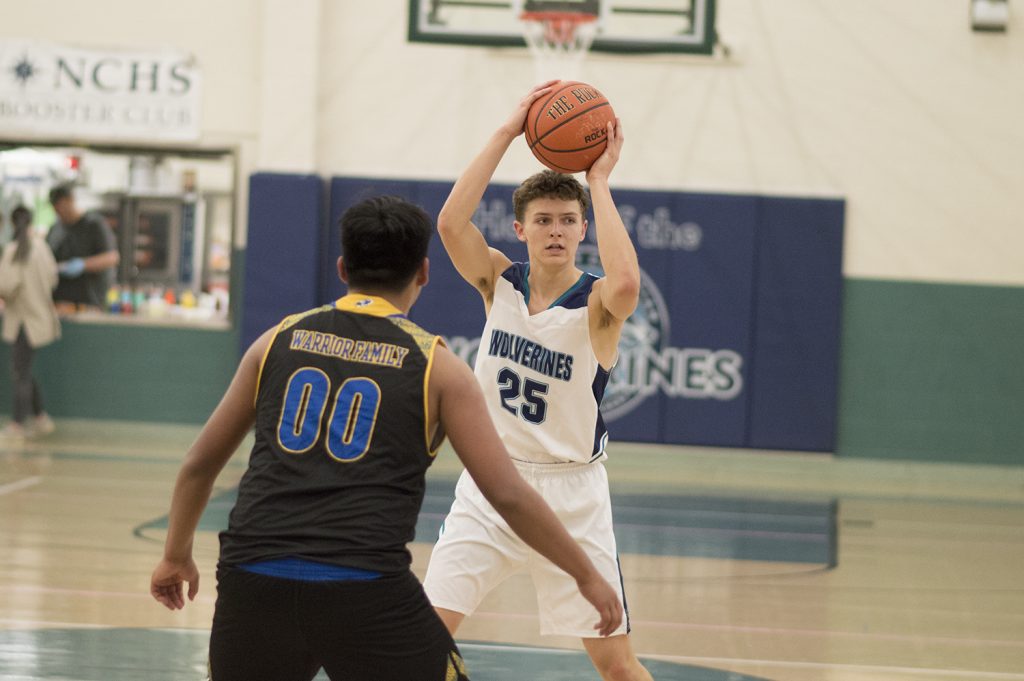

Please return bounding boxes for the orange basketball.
[524,81,615,174]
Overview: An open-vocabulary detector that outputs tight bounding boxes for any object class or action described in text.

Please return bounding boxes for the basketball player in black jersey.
[149,196,621,681]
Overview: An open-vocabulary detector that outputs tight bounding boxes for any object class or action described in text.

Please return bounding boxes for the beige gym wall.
[5,0,1022,283]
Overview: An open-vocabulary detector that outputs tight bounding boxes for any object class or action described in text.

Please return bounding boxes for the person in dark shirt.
[47,183,119,311]
[149,195,622,681]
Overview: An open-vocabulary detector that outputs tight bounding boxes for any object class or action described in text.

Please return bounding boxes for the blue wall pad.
[747,196,845,451]
[326,177,845,452]
[241,173,324,352]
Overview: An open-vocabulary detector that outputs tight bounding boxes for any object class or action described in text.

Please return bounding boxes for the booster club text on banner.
[0,39,201,142]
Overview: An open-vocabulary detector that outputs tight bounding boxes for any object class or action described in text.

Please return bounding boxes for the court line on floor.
[625,617,1024,648]
[453,640,1024,679]
[0,618,109,630]
[641,652,1024,680]
[0,476,40,496]
[460,610,1024,649]
[0,584,216,605]
[47,449,247,467]
[613,520,830,542]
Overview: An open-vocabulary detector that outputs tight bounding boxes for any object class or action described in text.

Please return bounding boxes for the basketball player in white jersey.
[423,82,653,681]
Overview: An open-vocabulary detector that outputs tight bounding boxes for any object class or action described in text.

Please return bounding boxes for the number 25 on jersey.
[497,367,549,424]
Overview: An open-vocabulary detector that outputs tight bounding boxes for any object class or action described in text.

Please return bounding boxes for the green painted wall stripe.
[0,322,239,423]
[836,278,1024,465]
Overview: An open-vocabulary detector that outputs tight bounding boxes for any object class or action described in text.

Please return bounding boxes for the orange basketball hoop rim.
[519,10,598,47]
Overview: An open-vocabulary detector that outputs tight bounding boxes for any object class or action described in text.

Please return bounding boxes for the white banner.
[0,39,201,143]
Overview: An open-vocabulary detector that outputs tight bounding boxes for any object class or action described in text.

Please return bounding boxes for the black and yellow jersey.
[218,294,444,574]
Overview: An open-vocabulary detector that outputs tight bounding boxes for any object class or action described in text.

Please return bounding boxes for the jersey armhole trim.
[252,317,291,407]
[583,290,611,371]
[424,335,445,458]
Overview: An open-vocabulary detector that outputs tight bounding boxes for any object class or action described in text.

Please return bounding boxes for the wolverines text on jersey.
[474,262,610,464]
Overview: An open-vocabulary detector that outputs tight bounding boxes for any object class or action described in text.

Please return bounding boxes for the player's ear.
[416,258,429,286]
[581,218,588,241]
[337,257,349,284]
[513,221,527,242]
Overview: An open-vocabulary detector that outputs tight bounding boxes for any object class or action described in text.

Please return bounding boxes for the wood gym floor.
[1,419,1021,680]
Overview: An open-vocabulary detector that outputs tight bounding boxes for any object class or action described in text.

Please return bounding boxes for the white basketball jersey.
[474,263,610,464]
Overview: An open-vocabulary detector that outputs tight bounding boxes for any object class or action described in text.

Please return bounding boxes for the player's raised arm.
[437,80,558,298]
[429,346,624,636]
[586,119,640,322]
[149,328,271,610]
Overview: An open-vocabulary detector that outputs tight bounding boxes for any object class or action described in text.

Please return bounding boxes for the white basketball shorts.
[422,459,630,638]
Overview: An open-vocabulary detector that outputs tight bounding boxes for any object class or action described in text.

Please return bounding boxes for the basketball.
[525,81,615,174]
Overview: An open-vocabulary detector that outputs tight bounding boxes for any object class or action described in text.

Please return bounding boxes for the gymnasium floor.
[1,419,1021,680]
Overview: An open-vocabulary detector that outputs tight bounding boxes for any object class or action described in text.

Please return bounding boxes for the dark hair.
[512,170,590,222]
[10,206,33,263]
[48,182,75,205]
[340,195,432,292]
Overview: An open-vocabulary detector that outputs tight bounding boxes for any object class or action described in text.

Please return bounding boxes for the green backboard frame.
[407,0,717,55]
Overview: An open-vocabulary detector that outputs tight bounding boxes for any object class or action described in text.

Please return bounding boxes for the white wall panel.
[6,0,1021,283]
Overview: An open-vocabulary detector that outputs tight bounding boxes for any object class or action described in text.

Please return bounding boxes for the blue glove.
[58,258,86,278]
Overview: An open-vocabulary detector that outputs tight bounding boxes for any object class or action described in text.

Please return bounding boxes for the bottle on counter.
[107,285,121,314]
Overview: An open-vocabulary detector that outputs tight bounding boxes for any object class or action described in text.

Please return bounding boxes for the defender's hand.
[586,118,624,184]
[577,573,624,637]
[150,557,200,610]
[500,79,561,138]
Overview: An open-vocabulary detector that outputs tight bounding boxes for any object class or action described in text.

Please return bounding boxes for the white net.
[520,12,598,82]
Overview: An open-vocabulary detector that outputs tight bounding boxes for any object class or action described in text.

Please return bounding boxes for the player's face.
[515,197,586,266]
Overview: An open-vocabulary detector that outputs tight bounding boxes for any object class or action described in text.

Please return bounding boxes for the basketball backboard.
[407,0,717,55]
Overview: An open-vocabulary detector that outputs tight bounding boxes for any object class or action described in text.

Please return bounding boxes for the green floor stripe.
[135,481,837,565]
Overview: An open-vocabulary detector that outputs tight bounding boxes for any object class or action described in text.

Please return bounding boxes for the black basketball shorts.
[209,567,469,681]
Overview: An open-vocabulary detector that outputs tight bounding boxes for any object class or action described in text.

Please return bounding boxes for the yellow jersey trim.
[387,316,439,358]
[422,335,446,458]
[380,314,446,458]
[334,294,404,317]
[253,315,305,407]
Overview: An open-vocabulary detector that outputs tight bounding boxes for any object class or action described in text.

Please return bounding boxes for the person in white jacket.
[0,206,60,440]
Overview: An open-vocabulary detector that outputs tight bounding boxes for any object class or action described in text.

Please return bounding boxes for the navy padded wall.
[241,173,324,352]
[747,197,845,451]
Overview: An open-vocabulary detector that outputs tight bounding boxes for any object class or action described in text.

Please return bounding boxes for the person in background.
[0,206,60,440]
[46,183,119,312]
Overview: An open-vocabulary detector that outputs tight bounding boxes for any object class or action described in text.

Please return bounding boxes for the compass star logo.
[10,54,38,86]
